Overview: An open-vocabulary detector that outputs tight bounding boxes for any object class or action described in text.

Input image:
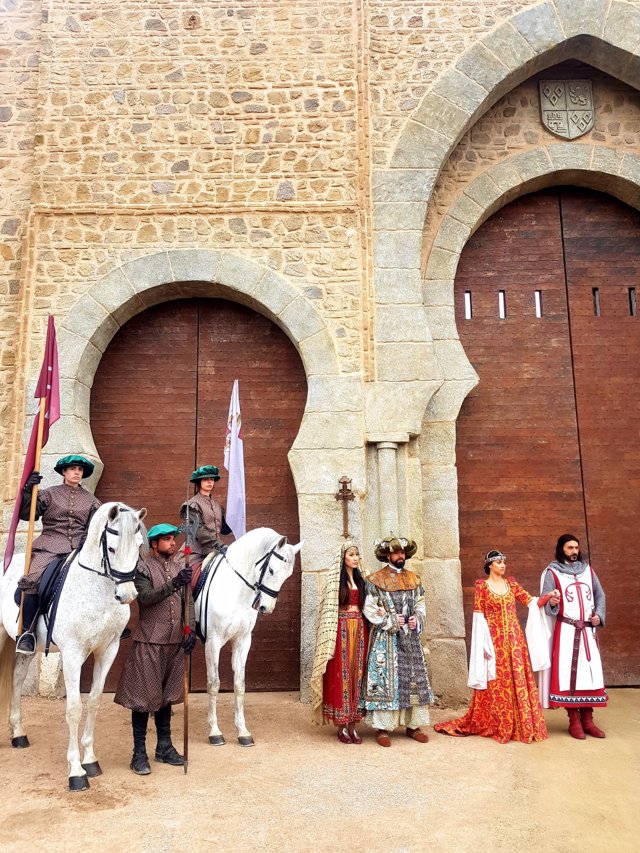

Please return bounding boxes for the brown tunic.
[20,484,101,592]
[180,492,230,560]
[115,551,187,712]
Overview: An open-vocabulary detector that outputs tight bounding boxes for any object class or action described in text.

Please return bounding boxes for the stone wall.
[3,0,640,703]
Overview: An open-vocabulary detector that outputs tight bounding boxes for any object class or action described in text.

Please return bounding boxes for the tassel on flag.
[4,315,60,571]
[224,379,246,538]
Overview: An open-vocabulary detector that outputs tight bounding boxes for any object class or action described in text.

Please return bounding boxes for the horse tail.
[0,636,16,721]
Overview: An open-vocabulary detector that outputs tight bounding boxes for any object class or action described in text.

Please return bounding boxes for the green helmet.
[54,455,95,478]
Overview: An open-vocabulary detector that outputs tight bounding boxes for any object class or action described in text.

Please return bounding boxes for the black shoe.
[155,738,184,766]
[119,627,132,641]
[130,749,151,775]
[16,632,36,655]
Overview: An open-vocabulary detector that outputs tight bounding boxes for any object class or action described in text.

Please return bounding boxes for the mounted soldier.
[114,523,195,775]
[181,465,232,561]
[15,454,101,654]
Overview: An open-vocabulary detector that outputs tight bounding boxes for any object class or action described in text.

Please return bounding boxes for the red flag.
[3,316,60,571]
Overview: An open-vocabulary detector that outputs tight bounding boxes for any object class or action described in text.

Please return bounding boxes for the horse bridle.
[226,545,288,602]
[78,510,139,585]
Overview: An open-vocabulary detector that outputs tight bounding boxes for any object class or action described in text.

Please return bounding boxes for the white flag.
[224,379,246,537]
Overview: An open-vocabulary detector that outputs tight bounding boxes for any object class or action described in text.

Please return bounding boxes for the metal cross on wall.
[335,476,355,538]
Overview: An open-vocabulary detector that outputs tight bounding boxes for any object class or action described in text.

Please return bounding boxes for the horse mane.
[230,527,287,564]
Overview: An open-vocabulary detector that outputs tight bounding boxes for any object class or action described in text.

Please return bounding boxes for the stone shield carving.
[539,80,594,140]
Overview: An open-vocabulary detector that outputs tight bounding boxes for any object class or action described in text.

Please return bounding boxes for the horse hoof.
[237,736,255,747]
[11,736,30,749]
[68,775,90,792]
[82,761,103,778]
[208,735,226,746]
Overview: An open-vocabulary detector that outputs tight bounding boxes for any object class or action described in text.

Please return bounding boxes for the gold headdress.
[374,533,417,562]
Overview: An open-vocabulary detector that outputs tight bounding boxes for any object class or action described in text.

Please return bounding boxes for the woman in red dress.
[310,541,368,744]
[435,550,559,744]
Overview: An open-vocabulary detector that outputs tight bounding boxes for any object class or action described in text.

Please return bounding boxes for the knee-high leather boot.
[130,710,151,775]
[154,704,183,766]
[16,594,40,655]
[580,707,606,738]
[567,707,586,739]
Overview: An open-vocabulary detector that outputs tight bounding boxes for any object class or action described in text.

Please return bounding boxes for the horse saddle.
[40,553,73,656]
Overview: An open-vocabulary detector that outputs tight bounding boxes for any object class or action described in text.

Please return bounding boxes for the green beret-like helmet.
[190,464,220,483]
[54,454,95,479]
[147,523,179,544]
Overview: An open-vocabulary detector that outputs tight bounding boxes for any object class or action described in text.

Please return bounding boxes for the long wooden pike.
[181,488,196,775]
[17,396,46,636]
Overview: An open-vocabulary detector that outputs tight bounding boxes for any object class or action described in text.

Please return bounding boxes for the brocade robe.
[363,566,434,729]
[19,484,101,592]
[114,550,186,712]
[180,493,231,561]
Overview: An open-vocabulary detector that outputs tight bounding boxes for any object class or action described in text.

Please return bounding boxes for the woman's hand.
[396,614,405,627]
[408,615,417,630]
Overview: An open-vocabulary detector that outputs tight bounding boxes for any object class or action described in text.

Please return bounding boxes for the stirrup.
[16,632,36,655]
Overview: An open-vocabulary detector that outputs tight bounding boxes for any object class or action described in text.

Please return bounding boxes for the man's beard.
[566,553,579,562]
[392,558,405,569]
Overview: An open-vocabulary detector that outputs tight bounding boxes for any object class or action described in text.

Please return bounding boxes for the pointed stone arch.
[372,2,640,404]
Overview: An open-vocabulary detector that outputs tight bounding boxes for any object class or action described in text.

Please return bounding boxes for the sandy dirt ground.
[0,689,638,853]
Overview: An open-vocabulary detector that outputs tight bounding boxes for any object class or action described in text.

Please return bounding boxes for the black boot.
[130,710,151,775]
[154,704,184,766]
[16,594,39,655]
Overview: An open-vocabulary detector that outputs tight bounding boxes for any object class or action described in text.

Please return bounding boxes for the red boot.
[567,708,586,739]
[580,707,606,738]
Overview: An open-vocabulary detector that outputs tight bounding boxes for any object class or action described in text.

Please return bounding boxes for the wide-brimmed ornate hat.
[54,454,94,478]
[190,464,220,483]
[147,523,179,543]
[374,534,417,562]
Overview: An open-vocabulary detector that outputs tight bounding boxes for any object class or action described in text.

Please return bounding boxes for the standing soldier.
[540,533,607,739]
[16,454,101,654]
[115,524,195,774]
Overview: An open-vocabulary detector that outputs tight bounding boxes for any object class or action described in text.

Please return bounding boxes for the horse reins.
[78,510,139,585]
[226,546,287,601]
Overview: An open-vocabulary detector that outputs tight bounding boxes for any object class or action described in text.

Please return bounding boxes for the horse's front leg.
[231,632,254,746]
[9,652,33,748]
[205,636,225,745]
[80,639,120,777]
[62,650,90,791]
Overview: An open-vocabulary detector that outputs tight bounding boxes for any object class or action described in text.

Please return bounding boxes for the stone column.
[376,441,399,533]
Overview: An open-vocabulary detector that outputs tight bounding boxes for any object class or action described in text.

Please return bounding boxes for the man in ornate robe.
[115,524,195,774]
[363,535,434,746]
[540,533,607,739]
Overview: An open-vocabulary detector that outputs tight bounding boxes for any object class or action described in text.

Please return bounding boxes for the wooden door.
[455,188,640,685]
[87,298,306,691]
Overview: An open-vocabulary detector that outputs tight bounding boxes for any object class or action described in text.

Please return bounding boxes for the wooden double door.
[455,187,640,685]
[86,298,307,692]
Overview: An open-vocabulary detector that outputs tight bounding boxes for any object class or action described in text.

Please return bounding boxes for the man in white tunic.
[540,534,607,739]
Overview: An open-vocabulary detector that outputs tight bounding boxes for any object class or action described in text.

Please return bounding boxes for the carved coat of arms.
[539,80,594,139]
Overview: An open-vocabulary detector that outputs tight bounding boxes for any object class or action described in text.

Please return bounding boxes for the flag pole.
[17,395,47,636]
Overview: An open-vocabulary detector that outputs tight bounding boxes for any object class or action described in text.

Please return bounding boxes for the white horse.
[0,502,146,790]
[197,527,302,746]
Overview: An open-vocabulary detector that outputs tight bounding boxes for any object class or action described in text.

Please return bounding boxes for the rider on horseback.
[181,465,232,561]
[16,455,100,655]
[114,523,195,775]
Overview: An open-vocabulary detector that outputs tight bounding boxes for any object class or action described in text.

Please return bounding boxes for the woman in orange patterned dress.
[435,550,559,744]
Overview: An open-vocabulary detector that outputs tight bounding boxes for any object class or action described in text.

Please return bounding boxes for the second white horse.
[196,527,301,746]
